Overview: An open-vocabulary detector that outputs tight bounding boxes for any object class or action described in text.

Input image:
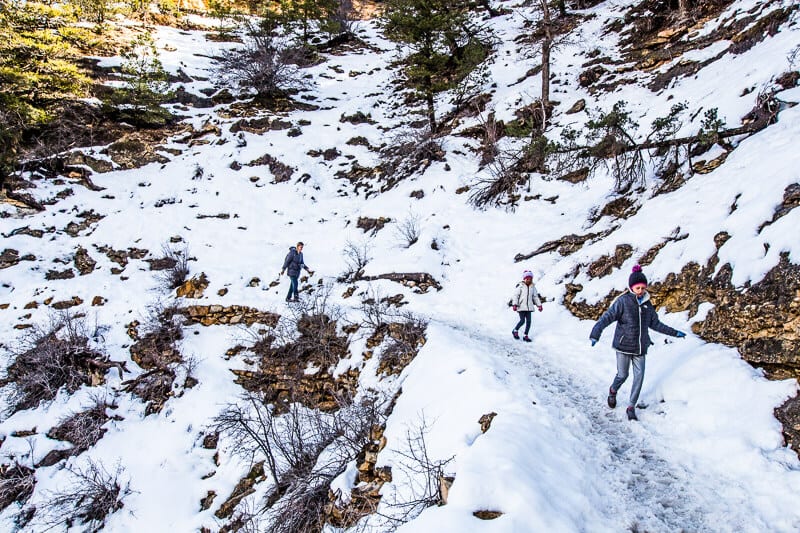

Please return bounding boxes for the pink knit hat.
[522,270,533,279]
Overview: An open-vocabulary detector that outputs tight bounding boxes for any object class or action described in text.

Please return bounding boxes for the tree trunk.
[539,0,553,109]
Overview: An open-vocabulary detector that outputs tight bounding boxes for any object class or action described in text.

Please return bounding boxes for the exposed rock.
[64,210,105,237]
[357,216,391,234]
[74,246,97,275]
[440,476,455,505]
[51,296,83,310]
[360,272,442,293]
[91,296,106,306]
[246,153,295,182]
[474,510,503,520]
[758,183,800,233]
[180,305,279,327]
[65,151,114,174]
[45,269,76,280]
[558,167,590,183]
[200,490,216,511]
[176,273,209,299]
[566,99,586,114]
[0,249,36,269]
[479,412,497,433]
[515,230,613,261]
[202,432,219,449]
[103,134,170,169]
[95,245,148,267]
[215,462,266,519]
[587,244,633,279]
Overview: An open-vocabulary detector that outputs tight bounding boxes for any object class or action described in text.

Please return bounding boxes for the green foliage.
[698,107,724,145]
[585,100,638,143]
[0,2,91,182]
[108,33,174,127]
[72,0,114,24]
[381,0,491,130]
[650,101,688,142]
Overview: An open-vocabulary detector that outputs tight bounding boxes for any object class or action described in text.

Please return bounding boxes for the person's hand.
[537,305,543,312]
[591,338,597,347]
[676,331,686,338]
[279,270,284,277]
[512,305,518,312]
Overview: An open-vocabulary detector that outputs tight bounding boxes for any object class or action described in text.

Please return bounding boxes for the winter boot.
[626,406,637,421]
[607,388,617,409]
[512,330,520,340]
[523,335,532,342]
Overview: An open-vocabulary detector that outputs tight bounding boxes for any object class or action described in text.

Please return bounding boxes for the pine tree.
[381,0,489,132]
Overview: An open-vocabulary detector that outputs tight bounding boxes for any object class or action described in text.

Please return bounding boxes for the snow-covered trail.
[390,316,800,532]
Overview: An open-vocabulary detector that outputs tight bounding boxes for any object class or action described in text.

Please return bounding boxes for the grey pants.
[611,351,645,408]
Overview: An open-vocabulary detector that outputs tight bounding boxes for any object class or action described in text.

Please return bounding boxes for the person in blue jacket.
[280,242,313,302]
[590,265,685,421]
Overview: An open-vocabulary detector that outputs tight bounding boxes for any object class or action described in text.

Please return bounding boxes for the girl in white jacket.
[511,270,543,342]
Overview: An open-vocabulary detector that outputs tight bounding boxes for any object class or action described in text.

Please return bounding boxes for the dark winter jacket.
[282,247,308,278]
[590,290,679,356]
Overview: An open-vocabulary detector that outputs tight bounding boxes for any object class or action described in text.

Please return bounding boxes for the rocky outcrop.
[360,273,442,293]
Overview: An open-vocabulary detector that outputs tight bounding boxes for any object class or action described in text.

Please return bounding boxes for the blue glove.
[676,331,686,338]
[591,338,597,346]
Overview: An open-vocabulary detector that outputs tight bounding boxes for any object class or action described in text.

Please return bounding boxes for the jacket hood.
[625,288,651,304]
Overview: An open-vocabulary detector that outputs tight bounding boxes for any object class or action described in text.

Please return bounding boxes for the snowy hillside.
[1,0,800,531]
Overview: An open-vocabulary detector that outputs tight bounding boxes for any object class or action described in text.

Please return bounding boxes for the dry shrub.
[38,460,132,530]
[1,312,113,413]
[0,463,36,512]
[154,244,190,291]
[47,396,113,452]
[214,391,384,533]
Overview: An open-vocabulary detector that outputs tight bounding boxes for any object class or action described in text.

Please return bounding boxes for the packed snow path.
[389,318,800,533]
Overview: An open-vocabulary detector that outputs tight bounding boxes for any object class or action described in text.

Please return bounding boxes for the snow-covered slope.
[1,1,800,531]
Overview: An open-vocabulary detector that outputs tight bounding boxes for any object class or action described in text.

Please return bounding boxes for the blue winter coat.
[282,247,308,277]
[590,290,679,355]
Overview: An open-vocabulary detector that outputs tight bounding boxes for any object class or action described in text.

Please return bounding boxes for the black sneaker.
[512,330,519,340]
[523,335,532,342]
[626,406,637,421]
[607,388,617,409]
[292,297,300,302]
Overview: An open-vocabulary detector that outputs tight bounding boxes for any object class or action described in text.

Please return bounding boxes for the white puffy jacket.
[511,281,542,311]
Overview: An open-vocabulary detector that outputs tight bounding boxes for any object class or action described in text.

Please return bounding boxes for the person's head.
[296,242,304,252]
[628,264,647,296]
[522,270,533,285]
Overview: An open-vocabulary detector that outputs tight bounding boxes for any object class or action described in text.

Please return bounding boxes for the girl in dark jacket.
[590,265,685,420]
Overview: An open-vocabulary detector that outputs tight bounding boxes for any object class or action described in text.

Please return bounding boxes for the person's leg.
[611,351,631,393]
[285,277,294,301]
[522,312,532,335]
[628,355,646,408]
[289,276,299,299]
[514,312,527,332]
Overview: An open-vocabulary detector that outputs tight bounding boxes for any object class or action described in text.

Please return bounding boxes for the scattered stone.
[74,246,97,275]
[478,412,497,433]
[176,273,210,299]
[51,296,83,310]
[1,249,35,269]
[180,305,279,327]
[246,153,295,183]
[357,216,391,234]
[474,510,504,520]
[566,99,586,114]
[200,491,217,511]
[410,190,424,199]
[248,277,260,287]
[217,288,228,297]
[202,432,219,449]
[215,462,266,519]
[24,301,38,309]
[46,267,75,281]
[91,296,106,306]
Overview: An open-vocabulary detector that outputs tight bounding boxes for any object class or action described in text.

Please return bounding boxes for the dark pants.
[514,311,532,335]
[286,275,299,300]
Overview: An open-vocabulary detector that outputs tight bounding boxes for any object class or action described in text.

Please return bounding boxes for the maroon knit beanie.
[628,264,647,288]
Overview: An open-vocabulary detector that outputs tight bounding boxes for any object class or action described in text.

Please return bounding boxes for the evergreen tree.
[381,0,489,132]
